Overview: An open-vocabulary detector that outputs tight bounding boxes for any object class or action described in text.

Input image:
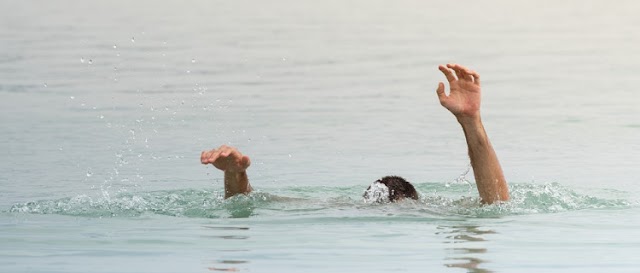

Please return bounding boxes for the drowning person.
[199,64,510,204]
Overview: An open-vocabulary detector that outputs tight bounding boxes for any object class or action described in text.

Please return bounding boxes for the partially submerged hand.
[201,145,252,198]
[435,63,509,204]
[201,145,251,173]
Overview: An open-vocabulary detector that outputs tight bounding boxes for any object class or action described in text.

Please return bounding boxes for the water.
[1,0,640,272]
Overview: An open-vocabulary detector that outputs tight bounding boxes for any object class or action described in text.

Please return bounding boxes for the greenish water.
[2,184,639,273]
[8,183,631,219]
[2,0,640,272]
[3,183,638,272]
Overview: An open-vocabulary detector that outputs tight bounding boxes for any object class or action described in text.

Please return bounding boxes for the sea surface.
[1,0,640,272]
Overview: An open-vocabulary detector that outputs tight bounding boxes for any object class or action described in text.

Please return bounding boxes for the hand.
[201,145,251,173]
[436,63,482,119]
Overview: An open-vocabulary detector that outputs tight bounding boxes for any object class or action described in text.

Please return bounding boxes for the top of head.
[363,176,418,203]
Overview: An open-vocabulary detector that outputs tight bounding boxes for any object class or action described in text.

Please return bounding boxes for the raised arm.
[201,145,252,199]
[436,63,509,204]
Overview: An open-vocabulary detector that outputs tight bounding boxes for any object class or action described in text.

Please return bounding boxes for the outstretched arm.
[436,63,509,204]
[201,145,252,199]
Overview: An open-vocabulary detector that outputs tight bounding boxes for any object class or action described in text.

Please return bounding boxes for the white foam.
[363,181,390,203]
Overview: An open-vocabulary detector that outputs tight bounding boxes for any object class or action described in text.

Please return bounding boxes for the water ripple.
[8,183,631,219]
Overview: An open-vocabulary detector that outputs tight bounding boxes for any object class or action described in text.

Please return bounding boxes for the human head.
[363,176,418,203]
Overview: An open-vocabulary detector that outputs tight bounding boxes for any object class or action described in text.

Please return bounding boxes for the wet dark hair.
[364,176,419,202]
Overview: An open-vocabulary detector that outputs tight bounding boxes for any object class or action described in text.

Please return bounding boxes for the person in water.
[200,64,510,204]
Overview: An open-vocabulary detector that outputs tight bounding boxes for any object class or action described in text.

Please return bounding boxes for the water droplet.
[80,57,85,63]
[88,59,93,64]
[113,45,117,49]
[43,83,48,87]
[70,96,75,100]
[288,154,292,158]
[86,171,93,177]
[99,115,104,119]
[131,37,135,43]
[186,70,191,74]
[113,67,118,71]
[191,59,196,63]
[282,57,287,61]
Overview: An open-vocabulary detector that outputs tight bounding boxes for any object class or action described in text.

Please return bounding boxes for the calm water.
[1,0,640,272]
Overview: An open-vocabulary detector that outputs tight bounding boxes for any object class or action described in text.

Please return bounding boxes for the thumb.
[241,155,251,168]
[436,82,446,101]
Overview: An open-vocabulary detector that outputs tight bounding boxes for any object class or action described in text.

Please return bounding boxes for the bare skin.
[200,145,252,199]
[436,63,509,204]
[202,63,509,203]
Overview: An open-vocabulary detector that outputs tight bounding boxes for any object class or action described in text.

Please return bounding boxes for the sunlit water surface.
[1,0,640,272]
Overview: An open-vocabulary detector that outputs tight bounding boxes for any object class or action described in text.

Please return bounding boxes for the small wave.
[7,183,631,219]
[417,182,631,217]
[8,189,280,218]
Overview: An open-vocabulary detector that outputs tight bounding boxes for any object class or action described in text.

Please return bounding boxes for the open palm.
[436,64,482,118]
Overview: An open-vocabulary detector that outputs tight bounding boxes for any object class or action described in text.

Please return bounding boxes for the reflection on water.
[203,226,250,230]
[437,225,495,273]
[209,261,246,272]
[203,225,250,272]
[204,235,250,240]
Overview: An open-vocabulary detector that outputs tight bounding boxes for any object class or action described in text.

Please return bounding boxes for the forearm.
[457,116,509,204]
[223,171,252,199]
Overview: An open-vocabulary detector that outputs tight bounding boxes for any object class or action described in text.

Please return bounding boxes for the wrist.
[456,113,481,126]
[224,170,247,175]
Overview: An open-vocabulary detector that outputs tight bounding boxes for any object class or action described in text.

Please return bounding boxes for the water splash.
[8,189,280,218]
[446,164,472,188]
[418,182,631,217]
[7,183,631,219]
